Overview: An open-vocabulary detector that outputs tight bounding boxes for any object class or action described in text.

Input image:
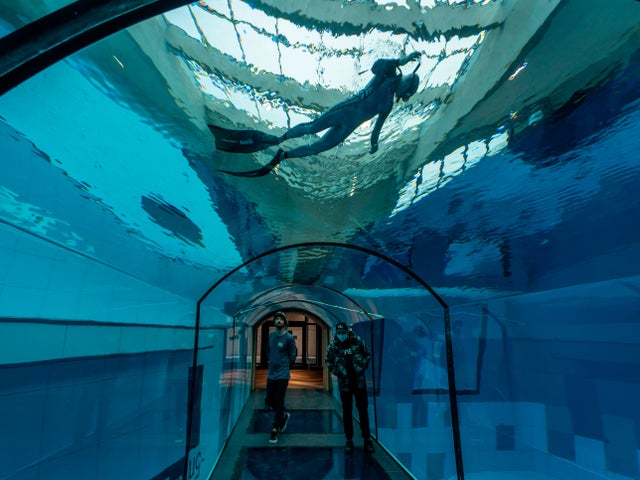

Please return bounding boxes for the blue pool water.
[1,1,640,479]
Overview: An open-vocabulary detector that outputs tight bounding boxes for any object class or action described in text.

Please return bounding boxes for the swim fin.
[208,125,280,153]
[219,149,286,177]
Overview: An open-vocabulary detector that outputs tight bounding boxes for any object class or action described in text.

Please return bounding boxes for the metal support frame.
[0,0,192,94]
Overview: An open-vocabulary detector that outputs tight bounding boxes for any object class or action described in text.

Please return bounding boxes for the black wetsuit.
[281,58,402,158]
[213,57,412,176]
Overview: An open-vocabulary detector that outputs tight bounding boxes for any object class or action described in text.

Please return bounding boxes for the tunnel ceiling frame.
[0,0,194,94]
[197,241,449,310]
[230,282,384,328]
[243,299,343,327]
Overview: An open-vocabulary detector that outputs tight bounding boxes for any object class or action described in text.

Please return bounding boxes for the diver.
[209,51,422,177]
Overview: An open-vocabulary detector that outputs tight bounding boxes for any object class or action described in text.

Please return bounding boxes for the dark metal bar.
[0,0,192,95]
[444,307,465,479]
[184,292,202,480]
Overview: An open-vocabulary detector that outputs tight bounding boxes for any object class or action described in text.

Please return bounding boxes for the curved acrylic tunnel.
[191,243,459,478]
[1,1,640,480]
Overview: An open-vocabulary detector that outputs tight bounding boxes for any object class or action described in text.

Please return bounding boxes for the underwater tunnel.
[1,0,640,479]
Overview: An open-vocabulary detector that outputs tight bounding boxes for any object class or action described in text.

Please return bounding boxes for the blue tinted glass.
[1,1,640,479]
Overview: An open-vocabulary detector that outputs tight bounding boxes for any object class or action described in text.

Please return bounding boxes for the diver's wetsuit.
[213,54,420,176]
[281,58,402,158]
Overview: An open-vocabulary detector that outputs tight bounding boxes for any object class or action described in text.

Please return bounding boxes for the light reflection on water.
[0,2,640,480]
[0,0,638,284]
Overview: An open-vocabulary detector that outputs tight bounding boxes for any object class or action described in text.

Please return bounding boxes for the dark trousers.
[340,384,371,440]
[266,378,289,429]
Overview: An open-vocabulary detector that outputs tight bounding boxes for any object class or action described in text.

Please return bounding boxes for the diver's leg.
[218,148,286,177]
[209,125,281,153]
[285,123,352,159]
[282,108,346,141]
[218,119,354,176]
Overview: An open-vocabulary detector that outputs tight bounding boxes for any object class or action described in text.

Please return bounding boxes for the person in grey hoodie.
[266,311,297,444]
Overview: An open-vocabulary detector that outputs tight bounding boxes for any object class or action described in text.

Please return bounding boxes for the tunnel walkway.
[211,387,414,480]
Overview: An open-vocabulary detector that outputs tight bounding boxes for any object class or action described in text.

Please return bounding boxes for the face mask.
[336,333,347,342]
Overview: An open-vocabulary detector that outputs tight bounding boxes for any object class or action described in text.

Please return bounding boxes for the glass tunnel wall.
[191,243,462,480]
[447,280,640,480]
[0,16,206,474]
[0,223,196,479]
[0,6,231,479]
[1,2,640,480]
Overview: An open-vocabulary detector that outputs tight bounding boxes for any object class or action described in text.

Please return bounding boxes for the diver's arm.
[398,51,421,66]
[370,109,390,154]
[371,52,422,78]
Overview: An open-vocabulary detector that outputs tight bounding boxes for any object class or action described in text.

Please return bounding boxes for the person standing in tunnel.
[325,322,375,453]
[266,311,297,444]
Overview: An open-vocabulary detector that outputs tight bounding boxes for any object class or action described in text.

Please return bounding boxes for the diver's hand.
[370,143,379,154]
[399,52,421,65]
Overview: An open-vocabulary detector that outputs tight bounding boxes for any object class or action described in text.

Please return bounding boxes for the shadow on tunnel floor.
[232,446,392,480]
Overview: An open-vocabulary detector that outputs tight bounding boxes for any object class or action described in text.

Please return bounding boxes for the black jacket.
[325,331,371,392]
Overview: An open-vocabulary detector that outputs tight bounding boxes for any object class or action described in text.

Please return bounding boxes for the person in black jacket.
[325,322,375,453]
